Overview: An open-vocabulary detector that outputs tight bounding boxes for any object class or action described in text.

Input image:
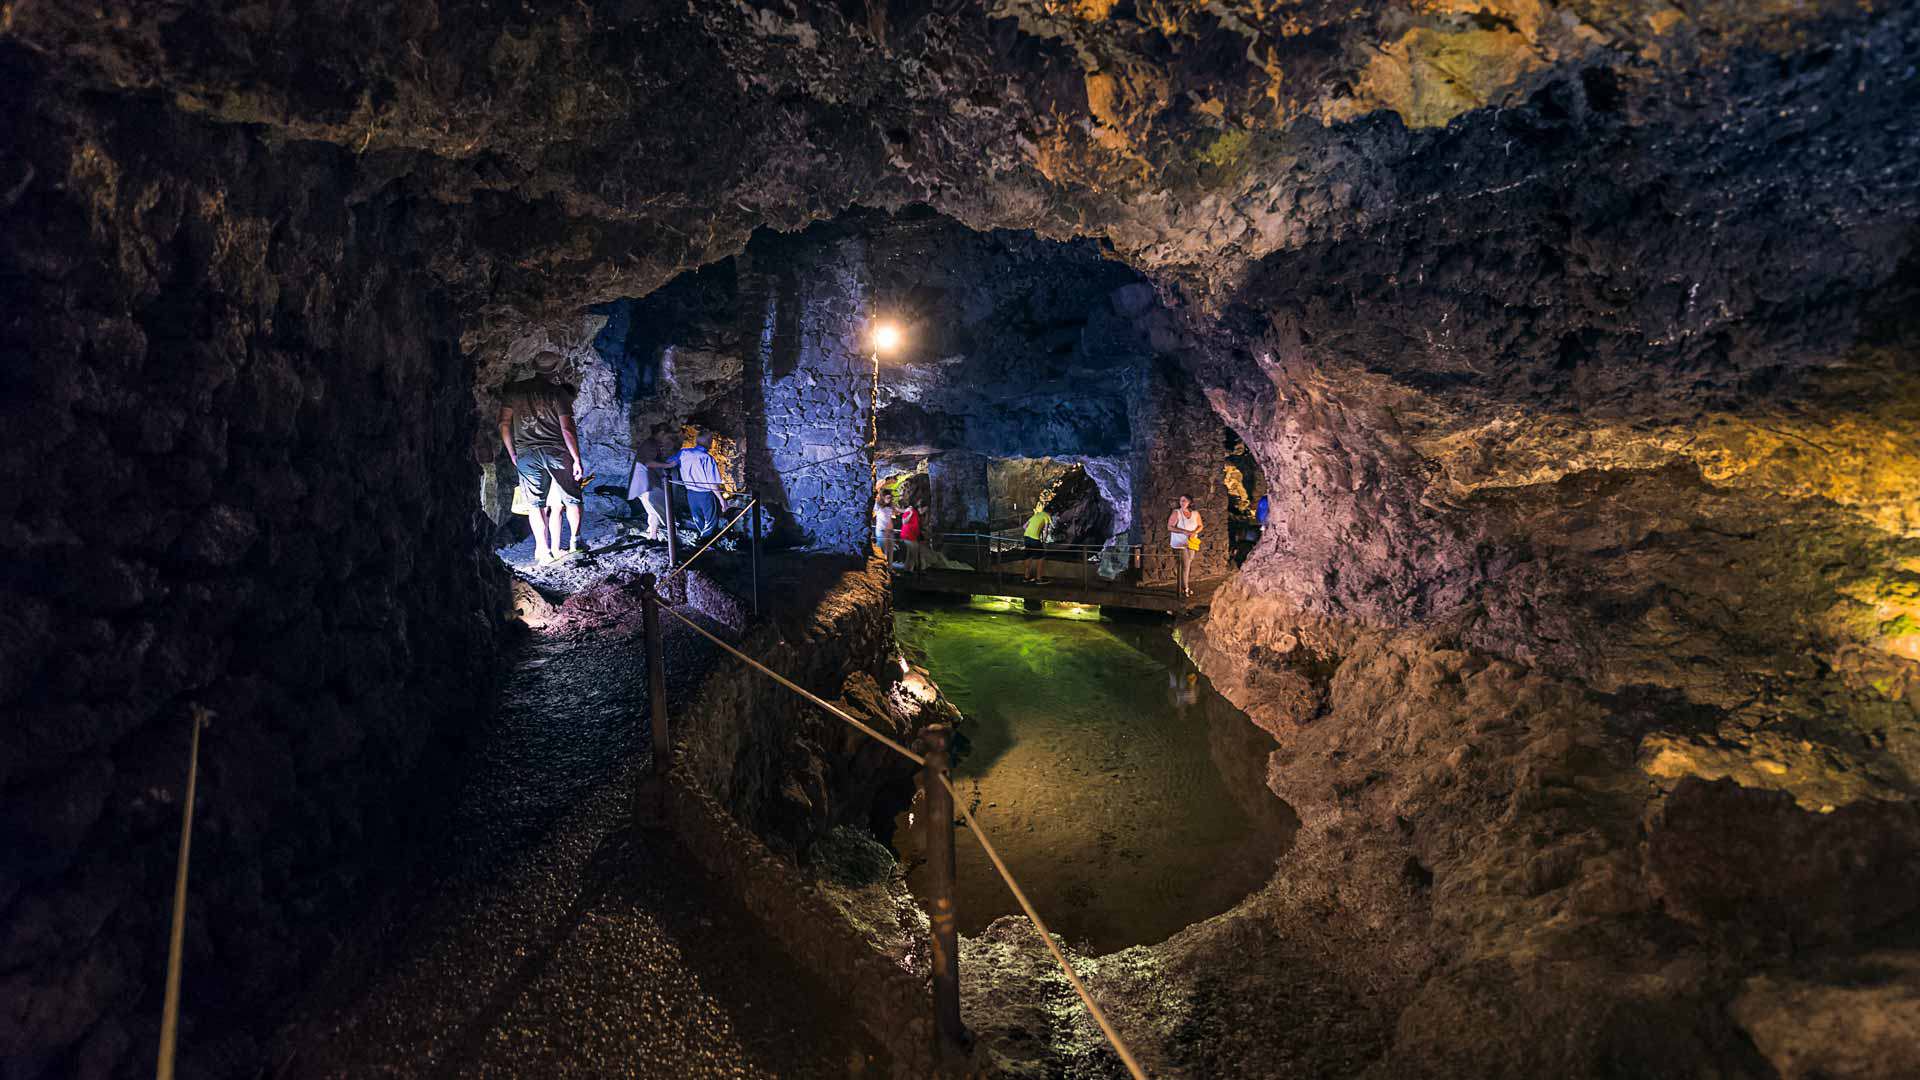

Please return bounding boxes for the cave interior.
[3,2,1920,1079]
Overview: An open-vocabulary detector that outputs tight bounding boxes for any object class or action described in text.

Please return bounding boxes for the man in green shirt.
[1022,502,1052,583]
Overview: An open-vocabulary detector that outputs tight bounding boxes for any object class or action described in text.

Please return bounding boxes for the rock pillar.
[1129,357,1232,584]
[743,238,875,554]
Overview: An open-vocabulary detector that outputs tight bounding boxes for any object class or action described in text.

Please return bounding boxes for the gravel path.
[274,573,884,1078]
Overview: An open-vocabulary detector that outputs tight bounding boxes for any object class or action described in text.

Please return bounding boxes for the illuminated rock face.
[4,2,1920,1078]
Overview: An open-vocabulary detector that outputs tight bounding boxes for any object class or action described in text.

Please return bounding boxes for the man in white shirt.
[668,431,724,536]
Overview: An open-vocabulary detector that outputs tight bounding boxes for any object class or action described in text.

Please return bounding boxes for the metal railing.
[636,527,1149,1077]
[914,530,1195,593]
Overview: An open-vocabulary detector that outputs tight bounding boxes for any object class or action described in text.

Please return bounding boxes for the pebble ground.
[273,553,886,1078]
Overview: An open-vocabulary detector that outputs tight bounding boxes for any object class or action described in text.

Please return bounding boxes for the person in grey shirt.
[498,351,585,564]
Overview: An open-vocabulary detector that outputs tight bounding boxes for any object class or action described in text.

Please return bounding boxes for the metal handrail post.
[640,574,671,778]
[920,724,969,1058]
[663,485,681,584]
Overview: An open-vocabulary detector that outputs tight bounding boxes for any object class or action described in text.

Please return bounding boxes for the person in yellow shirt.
[1021,502,1052,583]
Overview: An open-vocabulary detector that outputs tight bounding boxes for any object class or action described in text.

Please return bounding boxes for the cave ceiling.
[9,1,1917,531]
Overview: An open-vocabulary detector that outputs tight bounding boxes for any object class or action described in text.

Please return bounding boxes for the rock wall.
[0,78,499,1077]
[1130,358,1233,584]
[1168,20,1920,1073]
[674,563,922,853]
[926,451,989,534]
[986,456,1131,547]
[743,239,875,554]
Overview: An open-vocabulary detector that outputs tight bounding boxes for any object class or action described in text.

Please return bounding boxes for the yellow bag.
[1186,533,1200,551]
[511,483,533,516]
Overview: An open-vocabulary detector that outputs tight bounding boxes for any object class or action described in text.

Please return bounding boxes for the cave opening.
[482,207,1249,598]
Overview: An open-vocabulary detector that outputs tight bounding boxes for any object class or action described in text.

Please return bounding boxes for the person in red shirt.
[898,501,923,574]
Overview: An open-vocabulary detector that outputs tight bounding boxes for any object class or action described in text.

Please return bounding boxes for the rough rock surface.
[0,59,501,1080]
[7,1,1920,1077]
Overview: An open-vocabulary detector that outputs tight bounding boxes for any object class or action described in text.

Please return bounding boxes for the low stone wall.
[662,778,937,1077]
[672,560,917,852]
[655,557,959,1074]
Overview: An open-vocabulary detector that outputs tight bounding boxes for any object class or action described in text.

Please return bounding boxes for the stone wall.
[986,455,1132,546]
[742,240,875,555]
[1129,358,1232,584]
[0,79,500,1078]
[925,451,989,534]
[674,563,919,852]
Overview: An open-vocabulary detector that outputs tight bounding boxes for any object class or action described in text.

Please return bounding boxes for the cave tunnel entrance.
[475,206,1250,592]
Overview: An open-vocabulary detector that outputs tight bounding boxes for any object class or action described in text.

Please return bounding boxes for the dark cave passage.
[5,4,1920,1080]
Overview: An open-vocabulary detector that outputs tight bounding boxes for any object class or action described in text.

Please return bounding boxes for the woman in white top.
[873,489,897,568]
[1167,495,1202,598]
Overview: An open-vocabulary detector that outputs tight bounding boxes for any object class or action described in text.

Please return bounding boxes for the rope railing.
[638,581,1147,1078]
[653,601,927,767]
[157,705,212,1080]
[940,772,1148,1080]
[657,497,757,587]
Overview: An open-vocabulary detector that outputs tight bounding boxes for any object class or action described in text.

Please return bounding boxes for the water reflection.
[892,602,1298,955]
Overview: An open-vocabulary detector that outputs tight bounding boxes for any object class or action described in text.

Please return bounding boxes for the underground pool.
[891,597,1298,955]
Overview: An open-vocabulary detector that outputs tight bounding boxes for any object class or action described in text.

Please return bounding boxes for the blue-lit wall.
[741,237,874,554]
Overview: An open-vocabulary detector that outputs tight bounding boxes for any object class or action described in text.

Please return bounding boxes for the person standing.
[1255,493,1270,537]
[626,432,672,541]
[873,488,898,568]
[1021,501,1052,583]
[499,351,585,565]
[668,431,723,537]
[1168,495,1202,598]
[897,500,923,574]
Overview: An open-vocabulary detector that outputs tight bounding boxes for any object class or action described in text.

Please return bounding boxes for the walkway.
[272,563,884,1078]
[895,567,1226,613]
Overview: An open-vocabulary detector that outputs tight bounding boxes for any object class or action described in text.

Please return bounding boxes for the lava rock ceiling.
[4,2,1918,1078]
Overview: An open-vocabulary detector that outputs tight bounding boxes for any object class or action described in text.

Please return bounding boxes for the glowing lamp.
[872,320,903,353]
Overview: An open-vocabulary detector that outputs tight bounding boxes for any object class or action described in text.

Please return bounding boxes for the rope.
[652,601,926,767]
[940,773,1149,1080]
[658,498,757,586]
[645,591,1136,1068]
[157,705,212,1080]
[645,592,1145,1075]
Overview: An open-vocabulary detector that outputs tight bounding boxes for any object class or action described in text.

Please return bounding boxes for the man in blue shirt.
[668,431,724,536]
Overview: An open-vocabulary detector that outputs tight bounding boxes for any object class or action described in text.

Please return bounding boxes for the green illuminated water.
[893,598,1296,955]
